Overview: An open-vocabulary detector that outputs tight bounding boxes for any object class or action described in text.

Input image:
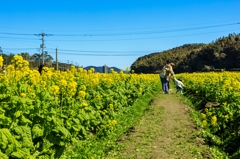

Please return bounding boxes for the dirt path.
[106,91,212,159]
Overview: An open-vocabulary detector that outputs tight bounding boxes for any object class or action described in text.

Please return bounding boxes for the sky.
[1,0,240,70]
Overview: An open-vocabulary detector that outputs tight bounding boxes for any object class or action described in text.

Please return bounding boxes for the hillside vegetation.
[131,33,240,73]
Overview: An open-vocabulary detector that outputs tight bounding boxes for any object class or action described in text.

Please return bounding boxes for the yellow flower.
[51,85,60,95]
[90,67,95,73]
[109,104,113,109]
[78,91,86,99]
[111,120,117,126]
[78,68,83,73]
[211,116,217,125]
[201,113,206,119]
[20,93,26,98]
[0,56,3,67]
[203,120,208,126]
[60,79,67,87]
[82,102,88,107]
[207,112,212,116]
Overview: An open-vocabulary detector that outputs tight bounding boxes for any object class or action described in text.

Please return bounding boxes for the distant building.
[102,64,108,73]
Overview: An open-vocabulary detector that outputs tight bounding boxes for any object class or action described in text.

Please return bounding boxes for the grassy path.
[106,90,213,159]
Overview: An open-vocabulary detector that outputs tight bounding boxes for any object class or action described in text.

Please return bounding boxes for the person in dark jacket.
[38,64,44,75]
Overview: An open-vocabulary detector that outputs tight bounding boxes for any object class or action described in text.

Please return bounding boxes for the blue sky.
[1,0,240,70]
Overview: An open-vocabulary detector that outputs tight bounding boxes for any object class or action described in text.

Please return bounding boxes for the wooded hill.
[131,33,240,73]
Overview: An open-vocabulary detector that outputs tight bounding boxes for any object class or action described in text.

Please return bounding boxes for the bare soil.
[106,90,213,159]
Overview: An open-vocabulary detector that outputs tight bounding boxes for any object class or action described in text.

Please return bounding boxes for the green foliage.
[13,126,34,148]
[32,124,44,139]
[0,128,21,156]
[0,151,8,159]
[11,148,31,159]
[131,33,240,73]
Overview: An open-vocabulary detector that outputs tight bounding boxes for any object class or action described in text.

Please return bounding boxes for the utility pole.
[56,47,58,70]
[34,32,52,65]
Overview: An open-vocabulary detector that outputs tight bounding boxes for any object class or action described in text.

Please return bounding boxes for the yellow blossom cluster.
[0,56,3,67]
[78,90,86,99]
[20,93,27,98]
[51,85,60,95]
[11,55,29,70]
[82,102,88,107]
[109,104,113,109]
[211,116,217,125]
[108,120,117,127]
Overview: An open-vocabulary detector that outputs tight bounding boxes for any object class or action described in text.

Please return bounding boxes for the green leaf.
[13,126,34,148]
[11,148,31,159]
[14,111,22,118]
[32,124,44,139]
[20,115,32,125]
[0,128,21,155]
[53,126,71,140]
[0,114,12,127]
[0,151,8,159]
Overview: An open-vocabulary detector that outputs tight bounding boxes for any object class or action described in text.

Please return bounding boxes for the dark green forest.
[131,33,240,73]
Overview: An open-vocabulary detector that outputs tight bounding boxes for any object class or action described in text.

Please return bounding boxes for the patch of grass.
[106,98,164,159]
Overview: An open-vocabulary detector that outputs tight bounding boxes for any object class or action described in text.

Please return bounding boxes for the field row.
[0,55,160,158]
[177,72,240,157]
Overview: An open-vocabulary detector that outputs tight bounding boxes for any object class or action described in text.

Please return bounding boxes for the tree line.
[0,50,73,71]
[130,33,240,73]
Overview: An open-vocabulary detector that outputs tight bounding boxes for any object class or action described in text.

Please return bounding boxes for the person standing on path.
[160,62,176,94]
[159,61,170,92]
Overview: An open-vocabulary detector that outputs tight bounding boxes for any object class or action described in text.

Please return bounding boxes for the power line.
[1,51,148,57]
[2,47,161,54]
[41,29,240,42]
[53,49,160,53]
[48,22,240,37]
[0,22,239,37]
[1,28,239,43]
[2,48,37,50]
[0,19,240,32]
[0,32,34,36]
[57,53,150,56]
[0,36,38,40]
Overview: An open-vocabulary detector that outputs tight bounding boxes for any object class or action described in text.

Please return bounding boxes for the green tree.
[32,52,53,64]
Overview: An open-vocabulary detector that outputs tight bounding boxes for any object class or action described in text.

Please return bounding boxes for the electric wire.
[0,22,239,37]
[0,19,239,32]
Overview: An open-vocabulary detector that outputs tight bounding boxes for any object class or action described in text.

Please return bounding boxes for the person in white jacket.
[174,78,185,94]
